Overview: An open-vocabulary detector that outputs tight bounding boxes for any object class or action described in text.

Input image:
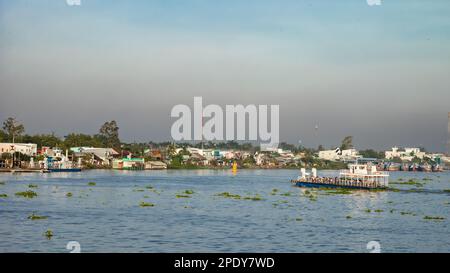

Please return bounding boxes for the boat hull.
[294,181,382,190]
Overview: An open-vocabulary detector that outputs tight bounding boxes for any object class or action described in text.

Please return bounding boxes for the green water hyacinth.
[176,194,190,198]
[44,229,53,239]
[423,216,445,220]
[28,213,48,220]
[139,202,155,207]
[66,192,73,197]
[243,195,263,201]
[15,190,38,198]
[28,184,38,188]
[184,190,195,195]
[216,192,241,199]
[0,194,8,198]
[88,182,96,186]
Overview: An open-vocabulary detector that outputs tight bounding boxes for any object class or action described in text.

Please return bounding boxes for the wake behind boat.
[291,163,389,190]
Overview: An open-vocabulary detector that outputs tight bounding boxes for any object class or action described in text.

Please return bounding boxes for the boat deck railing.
[292,176,388,189]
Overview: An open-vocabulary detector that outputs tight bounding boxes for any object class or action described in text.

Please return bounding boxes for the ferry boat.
[291,163,389,190]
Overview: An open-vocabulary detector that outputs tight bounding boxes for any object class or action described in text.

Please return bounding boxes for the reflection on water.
[0,169,449,252]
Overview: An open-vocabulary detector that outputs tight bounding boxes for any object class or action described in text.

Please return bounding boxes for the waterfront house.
[188,153,208,166]
[385,147,426,161]
[145,161,167,170]
[71,147,119,166]
[144,149,163,161]
[113,158,145,170]
[318,148,360,161]
[0,143,37,157]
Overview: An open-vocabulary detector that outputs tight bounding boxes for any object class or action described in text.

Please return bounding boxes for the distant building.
[113,158,145,170]
[318,148,360,161]
[71,147,119,166]
[145,161,167,170]
[385,147,426,161]
[0,143,37,157]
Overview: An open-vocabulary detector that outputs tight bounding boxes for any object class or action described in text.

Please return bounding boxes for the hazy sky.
[1,0,449,151]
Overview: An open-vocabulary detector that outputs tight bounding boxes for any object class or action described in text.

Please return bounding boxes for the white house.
[318,148,360,161]
[385,147,426,161]
[0,143,37,157]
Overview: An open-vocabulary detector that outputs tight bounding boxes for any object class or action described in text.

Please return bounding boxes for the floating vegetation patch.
[303,190,318,201]
[28,213,48,220]
[176,194,191,198]
[66,192,73,197]
[400,211,416,216]
[139,202,155,207]
[243,194,263,201]
[270,189,278,195]
[390,179,423,187]
[423,216,445,221]
[143,195,149,199]
[0,193,8,198]
[216,192,241,200]
[44,229,53,239]
[422,178,433,181]
[28,184,38,188]
[146,185,154,189]
[215,192,263,201]
[374,209,384,213]
[184,190,195,195]
[0,182,5,185]
[295,218,302,221]
[133,189,144,192]
[346,215,352,219]
[280,192,292,197]
[15,190,38,199]
[325,188,354,195]
[365,209,371,213]
[88,182,96,186]
[443,189,450,193]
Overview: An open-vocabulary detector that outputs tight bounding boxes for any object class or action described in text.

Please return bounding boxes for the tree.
[0,130,8,142]
[2,117,25,143]
[63,133,104,149]
[359,149,383,159]
[22,133,62,148]
[340,136,353,150]
[98,121,120,149]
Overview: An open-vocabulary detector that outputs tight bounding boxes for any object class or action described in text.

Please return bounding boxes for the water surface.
[0,169,449,252]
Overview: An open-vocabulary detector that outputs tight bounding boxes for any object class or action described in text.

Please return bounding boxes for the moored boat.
[432,164,443,172]
[387,163,400,172]
[419,163,432,172]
